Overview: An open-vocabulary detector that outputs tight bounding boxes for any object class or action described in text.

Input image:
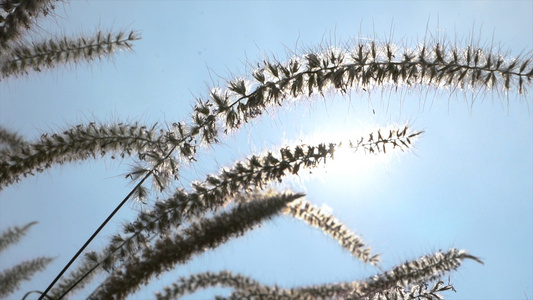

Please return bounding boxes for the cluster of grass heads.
[1,1,531,299]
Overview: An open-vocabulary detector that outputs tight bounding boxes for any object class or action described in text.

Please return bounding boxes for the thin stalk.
[37,171,152,300]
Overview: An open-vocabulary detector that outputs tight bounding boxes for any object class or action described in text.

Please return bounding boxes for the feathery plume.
[0,257,54,298]
[353,248,483,298]
[1,30,140,79]
[0,221,37,253]
[221,249,477,299]
[284,199,379,265]
[0,122,176,189]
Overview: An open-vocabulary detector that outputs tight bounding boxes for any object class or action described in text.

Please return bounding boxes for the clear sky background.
[0,1,532,299]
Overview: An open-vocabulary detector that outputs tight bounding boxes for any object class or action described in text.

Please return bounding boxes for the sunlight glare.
[326,141,390,175]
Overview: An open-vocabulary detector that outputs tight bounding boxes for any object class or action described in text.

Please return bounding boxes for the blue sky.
[0,1,532,299]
